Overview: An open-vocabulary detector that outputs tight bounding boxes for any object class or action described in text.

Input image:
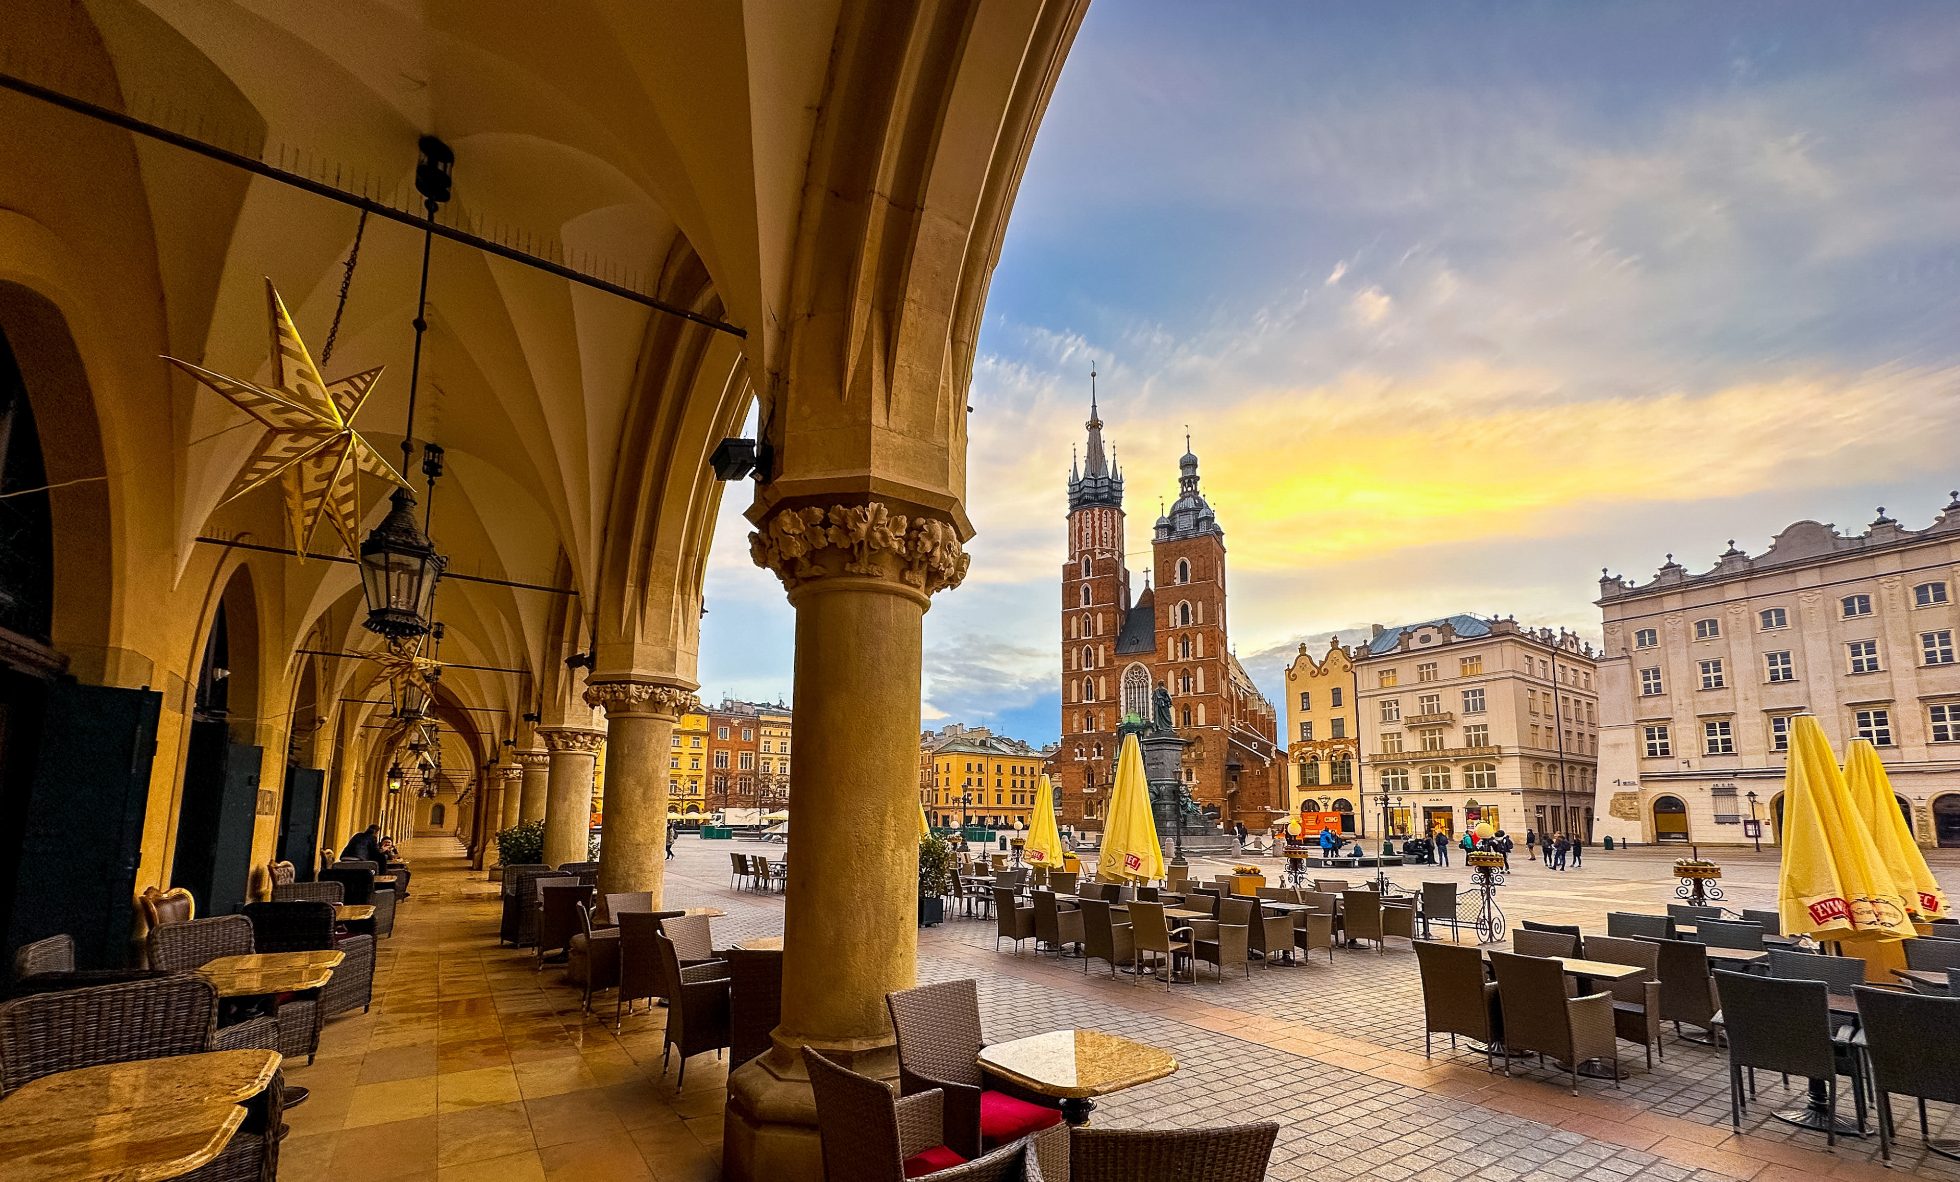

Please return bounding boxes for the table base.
[1574,1059,1627,1081]
[1772,1105,1868,1138]
[1060,1097,1095,1127]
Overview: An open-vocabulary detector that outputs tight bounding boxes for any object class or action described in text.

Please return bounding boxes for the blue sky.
[698,2,1960,747]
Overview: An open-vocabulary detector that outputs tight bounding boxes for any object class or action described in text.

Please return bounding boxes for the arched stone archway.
[171,566,268,916]
[1934,794,1960,848]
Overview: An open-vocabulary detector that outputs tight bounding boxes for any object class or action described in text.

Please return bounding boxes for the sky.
[696,1,1960,747]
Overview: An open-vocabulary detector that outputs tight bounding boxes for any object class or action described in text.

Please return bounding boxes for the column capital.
[584,679,698,721]
[500,763,525,782]
[538,726,605,755]
[517,748,550,769]
[749,500,969,598]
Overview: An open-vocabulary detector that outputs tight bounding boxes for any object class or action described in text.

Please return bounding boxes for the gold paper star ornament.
[166,280,408,556]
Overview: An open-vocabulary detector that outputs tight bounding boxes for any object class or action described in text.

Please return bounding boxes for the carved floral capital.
[501,764,525,782]
[517,749,549,769]
[539,727,605,755]
[583,680,698,720]
[749,500,969,596]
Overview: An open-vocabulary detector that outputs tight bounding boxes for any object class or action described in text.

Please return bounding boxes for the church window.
[1081,677,1094,702]
[1093,742,1103,760]
[1178,669,1192,694]
[1176,558,1190,584]
[1181,706,1193,728]
[1122,665,1150,720]
[1177,601,1192,626]
[1080,585,1091,607]
[1178,635,1192,660]
[1082,645,1094,670]
[1080,556,1091,578]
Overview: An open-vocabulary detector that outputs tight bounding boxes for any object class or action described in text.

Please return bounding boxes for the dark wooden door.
[3,680,159,969]
[278,766,324,881]
[172,721,262,917]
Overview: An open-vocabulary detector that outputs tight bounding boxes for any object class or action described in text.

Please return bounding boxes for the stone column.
[472,770,504,870]
[726,502,968,1178]
[539,727,604,867]
[518,749,550,824]
[501,763,524,831]
[585,681,696,901]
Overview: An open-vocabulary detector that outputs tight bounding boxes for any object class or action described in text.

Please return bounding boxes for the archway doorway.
[1935,795,1960,848]
[429,802,446,828]
[1653,795,1690,843]
[172,573,266,918]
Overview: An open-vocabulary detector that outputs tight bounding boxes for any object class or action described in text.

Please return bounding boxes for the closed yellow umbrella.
[1778,716,1910,940]
[918,800,932,840]
[1024,775,1065,868]
[1096,733,1164,884]
[1844,739,1947,922]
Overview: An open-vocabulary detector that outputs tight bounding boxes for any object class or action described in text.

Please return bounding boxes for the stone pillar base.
[723,1040,898,1182]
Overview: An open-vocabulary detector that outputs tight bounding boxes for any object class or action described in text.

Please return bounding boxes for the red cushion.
[903,1144,967,1177]
[979,1089,1063,1145]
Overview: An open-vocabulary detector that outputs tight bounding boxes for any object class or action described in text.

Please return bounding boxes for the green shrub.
[918,833,955,898]
[496,819,544,866]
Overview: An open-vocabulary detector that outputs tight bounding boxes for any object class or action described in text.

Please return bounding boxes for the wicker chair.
[1511,928,1577,960]
[1668,903,1723,924]
[994,890,1035,955]
[515,868,571,948]
[1031,890,1084,957]
[272,880,344,904]
[497,864,552,945]
[134,886,195,966]
[804,1047,1066,1181]
[1905,937,1960,975]
[886,980,1061,1158]
[1489,950,1618,1093]
[1648,936,1722,1046]
[1419,882,1462,941]
[1521,920,1583,956]
[1768,947,1867,994]
[1293,911,1338,965]
[1127,900,1192,989]
[601,891,655,925]
[656,932,728,1089]
[1606,912,1671,940]
[660,913,717,966]
[567,904,620,1012]
[726,947,783,1069]
[1047,871,1078,896]
[1713,970,1852,1145]
[1078,898,1135,978]
[1312,879,1349,893]
[1343,891,1387,953]
[0,974,284,1182]
[536,880,596,968]
[1697,918,1765,951]
[149,915,317,1063]
[1069,1122,1279,1182]
[1585,934,1664,1068]
[1249,901,1295,967]
[615,911,680,1031]
[729,852,752,889]
[1855,985,1960,1164]
[242,900,374,1019]
[10,934,74,982]
[1740,908,1784,937]
[1191,898,1252,981]
[1414,939,1501,1070]
[1383,903,1418,950]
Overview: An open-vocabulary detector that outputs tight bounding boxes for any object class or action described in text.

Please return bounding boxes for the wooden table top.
[1895,968,1950,989]
[197,950,343,997]
[1553,957,1645,980]
[737,936,783,951]
[334,904,375,921]
[978,1030,1177,1100]
[374,875,399,886]
[0,1050,278,1181]
[1699,946,1770,963]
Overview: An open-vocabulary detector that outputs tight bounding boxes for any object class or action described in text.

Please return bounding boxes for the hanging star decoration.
[165,279,408,558]
[372,638,440,714]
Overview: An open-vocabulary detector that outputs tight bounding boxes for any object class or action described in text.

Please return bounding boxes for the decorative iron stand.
[1467,851,1507,943]
[1674,859,1724,906]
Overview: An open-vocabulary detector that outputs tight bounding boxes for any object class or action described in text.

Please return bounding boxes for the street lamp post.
[959,792,972,836]
[1746,790,1762,854]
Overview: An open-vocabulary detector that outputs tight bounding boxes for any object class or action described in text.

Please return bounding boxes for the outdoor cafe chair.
[1713,969,1857,1147]
[244,899,375,1019]
[1249,901,1295,967]
[1905,937,1960,975]
[1047,870,1078,896]
[1511,928,1578,960]
[1069,1122,1280,1182]
[536,880,596,968]
[1180,891,1218,919]
[1313,879,1350,893]
[1585,934,1664,1068]
[1191,898,1253,981]
[1032,889,1084,957]
[1414,939,1501,1070]
[9,934,73,982]
[149,914,319,1063]
[1028,866,1048,891]
[1668,903,1723,925]
[994,889,1036,955]
[1854,984,1960,1165]
[1522,920,1584,957]
[271,879,343,905]
[804,1046,1066,1181]
[1165,864,1193,892]
[615,911,669,1031]
[1343,890,1387,953]
[1741,908,1785,936]
[1490,950,1619,1094]
[1383,902,1418,951]
[1128,900,1192,989]
[1420,882,1463,942]
[1294,911,1338,965]
[729,851,751,889]
[567,902,620,1012]
[995,867,1028,894]
[887,979,1063,1159]
[497,864,552,945]
[1649,936,1723,1045]
[1079,897,1136,978]
[1768,947,1868,995]
[1256,886,1303,903]
[1606,912,1671,941]
[656,931,729,1090]
[726,946,783,1070]
[1698,918,1767,951]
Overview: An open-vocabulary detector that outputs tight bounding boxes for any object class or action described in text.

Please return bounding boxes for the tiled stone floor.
[283,836,1960,1180]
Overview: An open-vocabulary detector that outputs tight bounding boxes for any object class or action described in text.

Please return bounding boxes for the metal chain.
[319,208,369,366]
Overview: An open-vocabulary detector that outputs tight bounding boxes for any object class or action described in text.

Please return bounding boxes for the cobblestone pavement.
[281,836,1960,1181]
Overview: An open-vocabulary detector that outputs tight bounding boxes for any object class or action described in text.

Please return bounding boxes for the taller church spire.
[1067,362,1123,511]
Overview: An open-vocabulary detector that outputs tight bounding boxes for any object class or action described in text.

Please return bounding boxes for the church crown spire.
[1082,362,1109,478]
[1067,361,1123,512]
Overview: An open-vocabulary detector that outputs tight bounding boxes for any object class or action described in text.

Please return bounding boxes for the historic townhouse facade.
[1283,639,1361,827]
[1593,500,1960,848]
[918,724,1047,830]
[1354,616,1599,841]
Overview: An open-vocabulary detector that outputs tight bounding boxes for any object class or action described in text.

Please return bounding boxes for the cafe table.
[977,1029,1176,1127]
[736,936,783,951]
[0,1048,279,1181]
[1893,968,1950,992]
[196,950,343,998]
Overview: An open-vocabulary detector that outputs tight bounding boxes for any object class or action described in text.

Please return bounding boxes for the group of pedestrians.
[1524,827,1584,870]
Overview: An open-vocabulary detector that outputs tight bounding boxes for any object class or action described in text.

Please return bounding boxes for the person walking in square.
[1524,829,1537,862]
[1552,832,1569,871]
[1542,832,1556,868]
[1432,828,1449,867]
[1570,832,1584,869]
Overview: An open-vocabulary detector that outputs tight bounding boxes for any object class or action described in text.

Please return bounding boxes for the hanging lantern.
[360,488,446,640]
[386,760,404,794]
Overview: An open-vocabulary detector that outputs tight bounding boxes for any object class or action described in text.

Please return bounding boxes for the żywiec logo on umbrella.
[1125,853,1141,872]
[1806,897,1850,926]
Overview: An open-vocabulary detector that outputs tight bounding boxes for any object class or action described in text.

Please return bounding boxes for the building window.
[1764,650,1794,683]
[1417,662,1438,682]
[714,751,729,769]
[1378,669,1398,688]
[1298,691,1310,711]
[1694,618,1721,640]
[1419,765,1451,791]
[1639,667,1664,696]
[1770,715,1795,752]
[1330,687,1343,707]
[1380,699,1402,723]
[1759,607,1788,630]
[1177,635,1192,660]
[1463,763,1497,791]
[1462,687,1485,714]
[1915,581,1948,607]
[1080,586,1091,607]
[1331,759,1352,784]
[1855,708,1893,746]
[1698,659,1725,690]
[1176,558,1190,584]
[1929,704,1960,743]
[1634,627,1658,648]
[1923,630,1955,666]
[1080,556,1091,578]
[1464,723,1489,747]
[1460,656,1482,676]
[1121,664,1150,720]
[717,726,730,740]
[739,752,754,770]
[1703,720,1735,755]
[1842,593,1873,618]
[1380,732,1403,755]
[1417,693,1442,716]
[1178,669,1193,694]
[1642,725,1671,758]
[1298,721,1313,742]
[1330,718,1346,739]
[1177,601,1192,626]
[1381,767,1410,793]
[1847,639,1881,675]
[1180,706,1192,728]
[1419,730,1445,752]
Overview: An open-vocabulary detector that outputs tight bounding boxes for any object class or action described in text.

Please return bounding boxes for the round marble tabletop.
[977,1029,1177,1100]
[4,1049,279,1113]
[334,904,376,922]
[736,936,783,950]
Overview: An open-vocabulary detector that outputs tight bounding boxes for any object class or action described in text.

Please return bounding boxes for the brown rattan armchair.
[567,903,620,1012]
[1414,939,1502,1070]
[1855,984,1960,1164]
[1649,936,1722,1045]
[994,889,1035,955]
[271,880,344,904]
[243,899,374,1019]
[1583,934,1664,1068]
[1127,900,1192,989]
[601,891,655,925]
[1343,890,1386,953]
[1249,902,1295,967]
[1511,928,1578,960]
[612,910,685,1030]
[498,863,552,945]
[154,914,324,1065]
[1714,970,1850,1146]
[1190,898,1252,981]
[1078,898,1135,978]
[886,979,1061,1158]
[656,931,729,1089]
[1383,902,1418,950]
[803,1047,1066,1180]
[1420,882,1463,941]
[536,880,595,968]
[1031,890,1084,957]
[1069,1121,1280,1182]
[1490,950,1619,1093]
[1293,911,1338,965]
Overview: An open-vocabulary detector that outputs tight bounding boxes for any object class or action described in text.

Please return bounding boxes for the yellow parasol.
[1023,775,1065,868]
[1097,733,1165,884]
[764,810,790,822]
[1777,716,1911,940]
[918,800,933,840]
[1843,739,1947,922]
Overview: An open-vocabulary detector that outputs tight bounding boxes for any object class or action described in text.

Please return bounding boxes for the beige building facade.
[1593,502,1960,848]
[1354,616,1599,841]
[1282,639,1361,828]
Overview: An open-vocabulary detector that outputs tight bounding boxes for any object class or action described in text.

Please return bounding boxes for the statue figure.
[1152,681,1175,733]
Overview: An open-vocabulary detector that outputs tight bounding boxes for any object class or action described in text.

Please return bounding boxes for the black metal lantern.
[360,489,446,640]
[387,760,404,794]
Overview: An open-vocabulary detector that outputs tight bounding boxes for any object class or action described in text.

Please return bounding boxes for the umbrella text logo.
[1125,853,1141,872]
[1807,897,1850,925]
